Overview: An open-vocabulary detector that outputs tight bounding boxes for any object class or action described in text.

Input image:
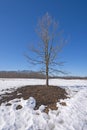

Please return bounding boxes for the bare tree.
[25,13,66,86]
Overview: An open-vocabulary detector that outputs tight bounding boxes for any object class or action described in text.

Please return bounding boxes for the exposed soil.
[0,85,67,112]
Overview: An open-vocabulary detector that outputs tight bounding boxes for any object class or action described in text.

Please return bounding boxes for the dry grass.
[0,85,67,113]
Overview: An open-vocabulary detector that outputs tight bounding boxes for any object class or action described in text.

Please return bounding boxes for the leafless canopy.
[25,13,67,86]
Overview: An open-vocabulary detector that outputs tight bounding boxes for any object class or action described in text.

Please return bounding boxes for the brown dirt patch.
[0,85,67,112]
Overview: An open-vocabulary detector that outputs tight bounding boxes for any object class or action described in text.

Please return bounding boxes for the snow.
[0,78,87,130]
[0,78,45,94]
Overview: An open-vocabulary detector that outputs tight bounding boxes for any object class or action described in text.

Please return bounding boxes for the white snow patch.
[0,78,87,130]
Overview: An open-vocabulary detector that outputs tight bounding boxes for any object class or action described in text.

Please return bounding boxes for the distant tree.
[25,13,67,86]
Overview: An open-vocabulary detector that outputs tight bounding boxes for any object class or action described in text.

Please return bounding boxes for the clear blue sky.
[0,0,87,76]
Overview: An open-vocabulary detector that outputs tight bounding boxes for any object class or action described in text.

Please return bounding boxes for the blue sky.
[0,0,87,76]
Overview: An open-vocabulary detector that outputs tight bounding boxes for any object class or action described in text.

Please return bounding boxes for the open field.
[0,78,87,130]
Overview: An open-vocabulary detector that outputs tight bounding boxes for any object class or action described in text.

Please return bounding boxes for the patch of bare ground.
[0,85,67,113]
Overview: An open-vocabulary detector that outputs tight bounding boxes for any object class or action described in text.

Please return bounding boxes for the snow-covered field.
[0,78,87,130]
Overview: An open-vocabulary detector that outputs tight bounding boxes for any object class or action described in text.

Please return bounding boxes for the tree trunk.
[46,65,49,87]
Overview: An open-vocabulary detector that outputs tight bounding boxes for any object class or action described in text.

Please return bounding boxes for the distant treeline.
[51,76,87,80]
[0,71,46,78]
[0,71,87,79]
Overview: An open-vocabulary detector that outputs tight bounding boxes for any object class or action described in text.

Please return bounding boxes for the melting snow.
[0,78,87,130]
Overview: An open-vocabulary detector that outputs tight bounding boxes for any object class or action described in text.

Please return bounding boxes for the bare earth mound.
[0,85,67,112]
